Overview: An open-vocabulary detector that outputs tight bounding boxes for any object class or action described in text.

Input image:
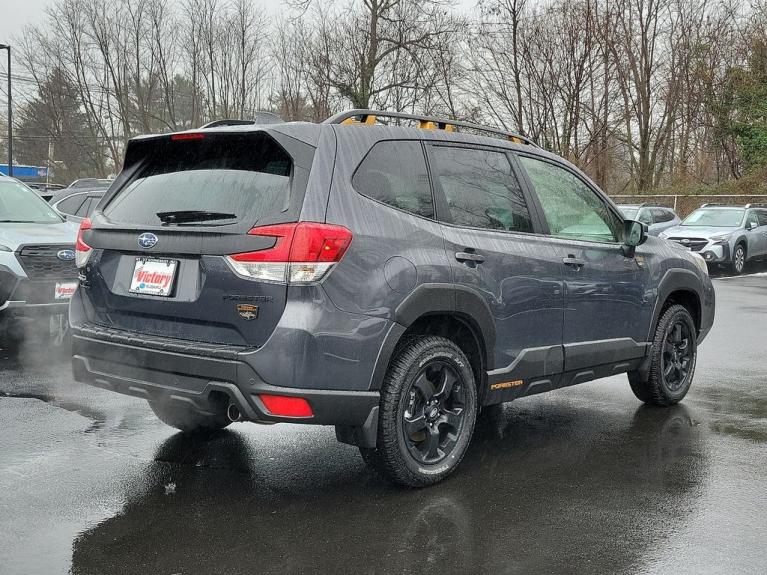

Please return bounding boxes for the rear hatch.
[77,130,315,347]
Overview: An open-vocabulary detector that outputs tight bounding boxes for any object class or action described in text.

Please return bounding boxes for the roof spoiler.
[200,112,283,128]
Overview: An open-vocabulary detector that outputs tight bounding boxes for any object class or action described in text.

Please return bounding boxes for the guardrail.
[609,194,767,217]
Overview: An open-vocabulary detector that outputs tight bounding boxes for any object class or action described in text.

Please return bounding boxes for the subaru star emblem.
[137,233,158,249]
[57,249,76,261]
[681,238,690,244]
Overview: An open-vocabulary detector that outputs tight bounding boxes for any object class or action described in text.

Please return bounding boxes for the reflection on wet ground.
[1,276,766,574]
[70,404,707,575]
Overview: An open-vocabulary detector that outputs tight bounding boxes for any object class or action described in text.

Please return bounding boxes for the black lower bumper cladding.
[71,327,379,427]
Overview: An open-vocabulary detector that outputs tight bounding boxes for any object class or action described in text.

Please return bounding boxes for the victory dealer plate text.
[55,282,78,300]
[129,258,178,296]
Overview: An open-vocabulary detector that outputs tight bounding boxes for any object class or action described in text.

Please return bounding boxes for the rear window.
[103,133,292,228]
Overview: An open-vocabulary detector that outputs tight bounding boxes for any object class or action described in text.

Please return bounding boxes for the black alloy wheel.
[661,320,693,391]
[360,336,478,487]
[627,304,697,406]
[402,360,468,465]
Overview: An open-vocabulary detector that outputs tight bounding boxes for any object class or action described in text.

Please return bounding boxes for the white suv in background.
[0,176,79,348]
[660,204,767,274]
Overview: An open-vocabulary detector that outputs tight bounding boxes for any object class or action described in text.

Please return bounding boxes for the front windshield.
[682,208,744,227]
[0,180,64,223]
[620,207,638,219]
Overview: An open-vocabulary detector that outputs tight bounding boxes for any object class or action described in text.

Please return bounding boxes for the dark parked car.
[67,178,114,189]
[70,110,715,487]
[52,188,108,223]
[26,182,66,202]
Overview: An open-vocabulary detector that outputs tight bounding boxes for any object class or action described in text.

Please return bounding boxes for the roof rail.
[324,109,540,148]
[745,203,767,209]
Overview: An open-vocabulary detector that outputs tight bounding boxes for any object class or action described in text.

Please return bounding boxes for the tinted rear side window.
[652,208,674,223]
[57,195,87,216]
[352,140,434,218]
[430,146,533,232]
[103,133,292,227]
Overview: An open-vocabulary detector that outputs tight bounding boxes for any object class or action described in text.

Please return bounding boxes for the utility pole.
[0,44,11,177]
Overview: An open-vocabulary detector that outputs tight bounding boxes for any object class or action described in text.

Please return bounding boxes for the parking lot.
[1,268,766,575]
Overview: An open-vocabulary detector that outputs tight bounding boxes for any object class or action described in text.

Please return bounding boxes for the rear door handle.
[562,256,586,270]
[455,251,486,264]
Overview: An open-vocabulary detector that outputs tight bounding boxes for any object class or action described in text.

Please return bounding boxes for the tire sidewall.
[655,307,697,402]
[388,340,477,483]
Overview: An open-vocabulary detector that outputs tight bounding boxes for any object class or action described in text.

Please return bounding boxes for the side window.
[746,210,759,228]
[652,208,674,223]
[75,197,96,218]
[429,146,533,232]
[758,210,767,227]
[352,140,434,218]
[637,208,653,225]
[518,156,622,243]
[56,195,86,216]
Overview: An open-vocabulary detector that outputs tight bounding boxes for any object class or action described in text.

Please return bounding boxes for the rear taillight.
[226,222,352,284]
[258,394,314,418]
[75,217,92,268]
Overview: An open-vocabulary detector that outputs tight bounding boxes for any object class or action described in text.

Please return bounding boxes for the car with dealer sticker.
[0,176,79,348]
[70,110,715,487]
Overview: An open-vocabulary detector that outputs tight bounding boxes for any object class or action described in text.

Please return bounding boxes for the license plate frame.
[129,257,178,297]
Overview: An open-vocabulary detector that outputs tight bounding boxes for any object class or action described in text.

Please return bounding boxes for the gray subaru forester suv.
[70,110,715,487]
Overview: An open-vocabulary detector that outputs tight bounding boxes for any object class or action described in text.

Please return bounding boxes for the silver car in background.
[618,204,681,236]
[659,203,767,274]
[0,177,79,348]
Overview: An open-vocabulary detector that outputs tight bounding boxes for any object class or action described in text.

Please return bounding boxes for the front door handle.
[455,251,486,264]
[562,256,586,270]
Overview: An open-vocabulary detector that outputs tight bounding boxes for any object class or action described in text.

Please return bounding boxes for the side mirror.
[622,219,647,257]
[748,221,758,231]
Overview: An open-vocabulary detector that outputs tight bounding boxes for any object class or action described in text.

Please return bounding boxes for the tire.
[628,304,697,406]
[732,243,746,274]
[360,336,478,487]
[149,400,231,433]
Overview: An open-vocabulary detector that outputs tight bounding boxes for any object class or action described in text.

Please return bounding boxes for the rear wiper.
[156,210,237,225]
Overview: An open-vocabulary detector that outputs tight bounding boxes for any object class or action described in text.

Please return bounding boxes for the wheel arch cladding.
[369,283,494,396]
[652,269,703,337]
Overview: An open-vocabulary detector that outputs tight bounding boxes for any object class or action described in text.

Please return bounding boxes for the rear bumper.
[71,328,380,427]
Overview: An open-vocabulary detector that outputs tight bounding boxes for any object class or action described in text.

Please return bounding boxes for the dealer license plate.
[129,258,178,297]
[54,282,78,300]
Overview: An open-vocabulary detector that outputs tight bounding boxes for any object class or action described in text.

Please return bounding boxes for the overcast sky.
[0,0,480,44]
[0,0,51,42]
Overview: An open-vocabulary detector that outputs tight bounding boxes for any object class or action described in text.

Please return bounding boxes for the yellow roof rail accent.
[325,110,539,148]
[341,114,377,126]
[419,120,455,132]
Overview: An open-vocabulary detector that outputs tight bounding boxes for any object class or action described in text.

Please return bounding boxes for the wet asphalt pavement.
[1,271,766,575]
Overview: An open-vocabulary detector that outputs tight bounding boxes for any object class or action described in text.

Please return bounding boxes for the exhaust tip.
[226,403,242,422]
